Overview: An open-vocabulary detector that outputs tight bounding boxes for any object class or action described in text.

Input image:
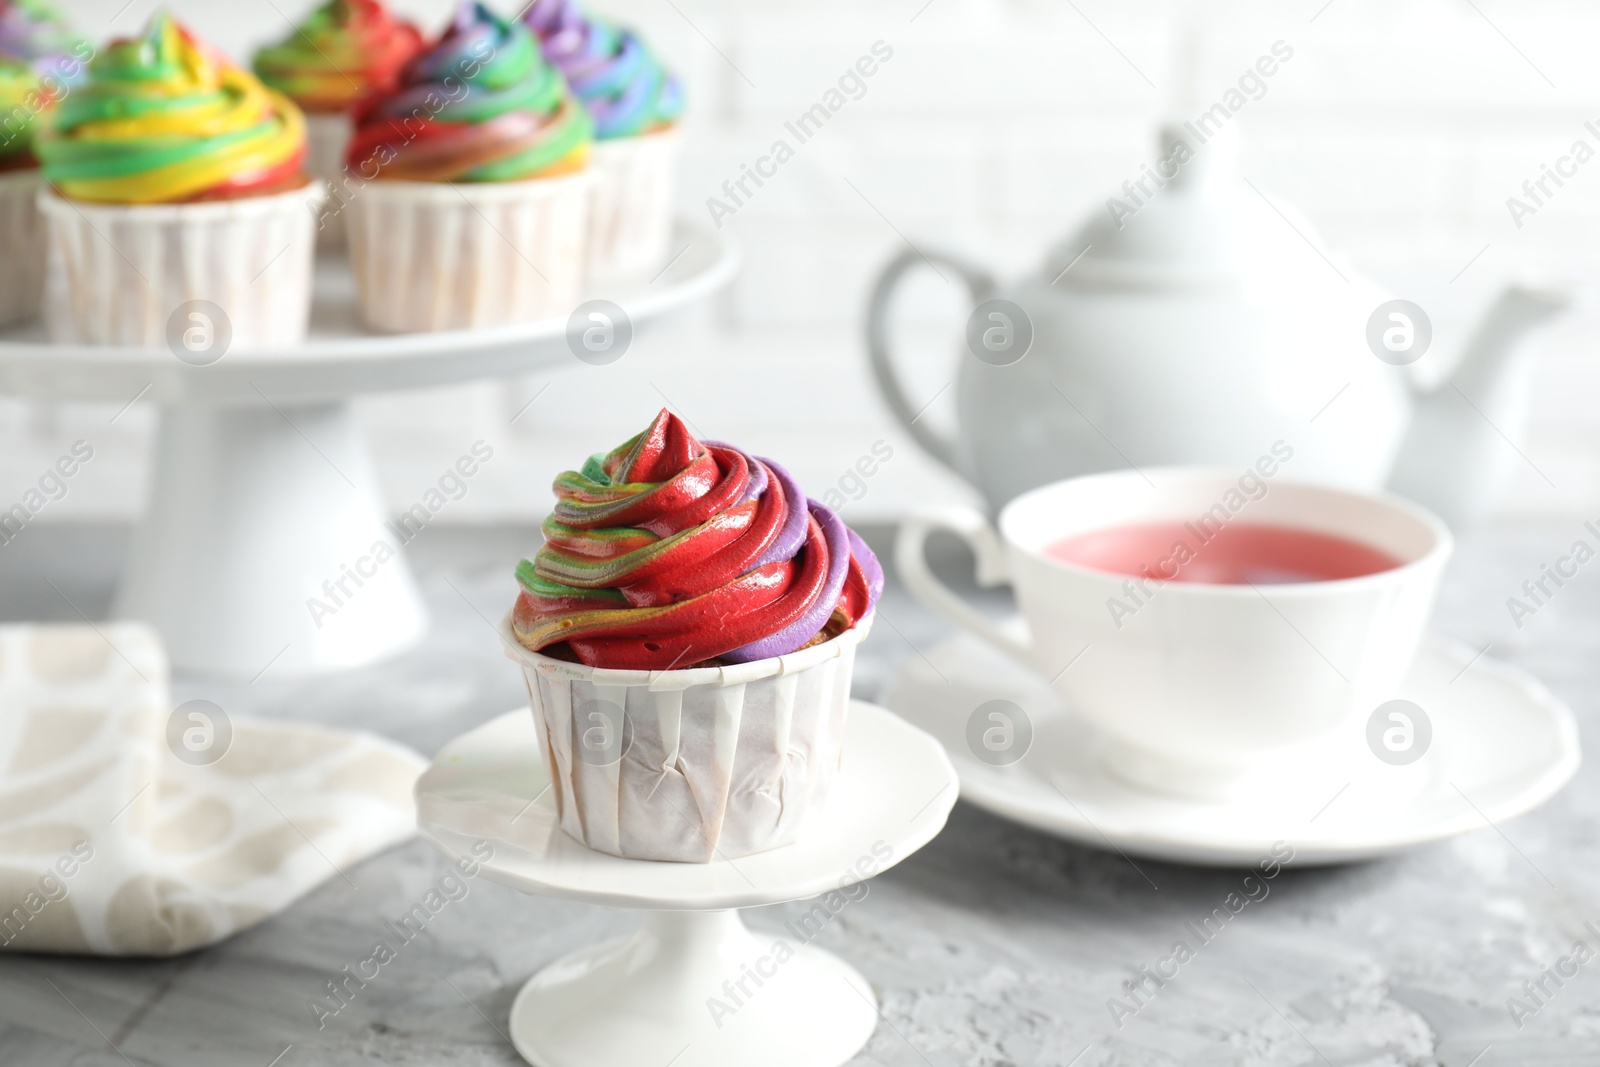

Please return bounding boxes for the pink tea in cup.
[1045,521,1403,585]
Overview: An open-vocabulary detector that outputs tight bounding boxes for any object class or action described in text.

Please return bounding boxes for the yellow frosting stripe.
[61,101,303,202]
[70,93,237,140]
[37,13,306,204]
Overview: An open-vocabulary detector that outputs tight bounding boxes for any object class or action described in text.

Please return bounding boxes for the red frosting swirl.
[512,409,882,670]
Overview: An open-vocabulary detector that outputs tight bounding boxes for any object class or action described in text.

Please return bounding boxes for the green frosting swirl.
[0,55,49,161]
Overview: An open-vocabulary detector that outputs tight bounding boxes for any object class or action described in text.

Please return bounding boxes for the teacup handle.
[896,507,1033,665]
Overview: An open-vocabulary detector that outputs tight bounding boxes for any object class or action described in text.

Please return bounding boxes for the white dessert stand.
[0,220,737,677]
[887,630,1580,865]
[417,701,959,1067]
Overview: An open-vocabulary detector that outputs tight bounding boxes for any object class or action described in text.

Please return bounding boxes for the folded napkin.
[0,623,425,956]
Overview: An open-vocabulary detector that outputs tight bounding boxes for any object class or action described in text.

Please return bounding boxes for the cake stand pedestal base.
[510,909,877,1067]
[114,402,427,678]
[417,703,958,1067]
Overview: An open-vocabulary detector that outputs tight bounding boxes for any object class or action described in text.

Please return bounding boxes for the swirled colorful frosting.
[345,1,590,182]
[524,0,682,140]
[37,13,308,204]
[0,0,88,165]
[253,0,423,114]
[513,410,883,670]
[0,55,52,164]
[0,0,85,70]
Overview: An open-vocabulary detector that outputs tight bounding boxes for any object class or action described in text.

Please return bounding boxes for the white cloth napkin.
[0,623,424,956]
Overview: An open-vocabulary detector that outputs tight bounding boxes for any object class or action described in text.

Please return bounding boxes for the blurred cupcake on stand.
[344,2,593,332]
[0,0,87,325]
[252,0,423,247]
[525,0,683,280]
[35,12,322,347]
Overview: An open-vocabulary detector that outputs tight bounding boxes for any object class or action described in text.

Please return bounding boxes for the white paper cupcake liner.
[586,128,681,282]
[304,111,353,249]
[0,170,45,326]
[39,183,325,348]
[345,173,591,333]
[506,617,869,863]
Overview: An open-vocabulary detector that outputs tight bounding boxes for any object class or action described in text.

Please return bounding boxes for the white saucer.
[416,702,959,1067]
[885,633,1580,866]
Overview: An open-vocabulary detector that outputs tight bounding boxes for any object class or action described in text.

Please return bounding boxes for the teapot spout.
[1387,284,1570,529]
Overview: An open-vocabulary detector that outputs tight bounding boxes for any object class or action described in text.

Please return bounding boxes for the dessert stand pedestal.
[416,701,959,1067]
[0,221,736,677]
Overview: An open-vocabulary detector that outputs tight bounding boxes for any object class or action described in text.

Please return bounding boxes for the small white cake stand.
[417,701,959,1067]
[0,221,736,678]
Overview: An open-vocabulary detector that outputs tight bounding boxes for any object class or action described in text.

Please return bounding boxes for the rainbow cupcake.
[35,12,323,347]
[0,0,87,325]
[252,0,423,246]
[525,0,683,280]
[507,410,884,862]
[342,2,593,332]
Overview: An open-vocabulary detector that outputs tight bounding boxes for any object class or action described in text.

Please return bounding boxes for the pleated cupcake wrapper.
[346,173,591,334]
[304,112,353,250]
[39,184,326,348]
[586,128,681,282]
[0,170,45,327]
[507,618,870,863]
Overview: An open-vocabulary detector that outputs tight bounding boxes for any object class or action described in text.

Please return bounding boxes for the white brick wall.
[7,0,1600,524]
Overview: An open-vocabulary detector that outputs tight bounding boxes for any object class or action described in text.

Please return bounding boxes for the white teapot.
[866,124,1569,527]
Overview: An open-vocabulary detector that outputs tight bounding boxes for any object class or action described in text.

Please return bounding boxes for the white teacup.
[898,468,1452,797]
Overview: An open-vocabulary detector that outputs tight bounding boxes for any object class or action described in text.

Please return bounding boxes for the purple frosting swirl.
[0,0,87,81]
[723,501,853,663]
[523,0,683,139]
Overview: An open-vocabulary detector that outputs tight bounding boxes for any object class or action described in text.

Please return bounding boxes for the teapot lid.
[1046,122,1245,290]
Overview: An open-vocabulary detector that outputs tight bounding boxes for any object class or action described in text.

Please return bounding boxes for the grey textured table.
[0,520,1595,1066]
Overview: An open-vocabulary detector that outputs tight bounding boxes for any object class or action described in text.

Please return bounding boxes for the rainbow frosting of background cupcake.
[523,0,685,279]
[346,1,590,182]
[253,0,422,115]
[524,0,682,140]
[39,12,307,203]
[0,0,87,73]
[0,54,56,168]
[0,1,90,171]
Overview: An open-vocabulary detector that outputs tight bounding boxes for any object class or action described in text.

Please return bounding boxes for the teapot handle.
[865,248,996,474]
